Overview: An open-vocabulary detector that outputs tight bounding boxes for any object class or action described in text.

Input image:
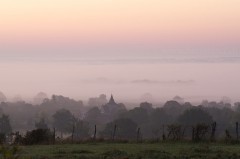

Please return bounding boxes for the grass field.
[17,142,240,159]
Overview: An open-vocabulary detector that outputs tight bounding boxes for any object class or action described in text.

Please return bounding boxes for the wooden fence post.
[53,128,56,144]
[211,122,217,141]
[236,122,239,140]
[192,126,195,141]
[137,128,141,142]
[112,124,117,141]
[71,125,75,143]
[93,125,97,140]
[162,125,166,141]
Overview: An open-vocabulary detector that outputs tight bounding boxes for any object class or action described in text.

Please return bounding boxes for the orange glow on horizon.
[0,0,240,46]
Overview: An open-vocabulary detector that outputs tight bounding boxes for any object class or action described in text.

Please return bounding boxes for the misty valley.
[0,92,240,158]
[0,92,239,141]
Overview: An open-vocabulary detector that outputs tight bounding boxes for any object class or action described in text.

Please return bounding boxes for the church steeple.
[109,94,116,105]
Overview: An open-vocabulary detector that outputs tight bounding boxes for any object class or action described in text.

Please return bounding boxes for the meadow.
[16,142,240,159]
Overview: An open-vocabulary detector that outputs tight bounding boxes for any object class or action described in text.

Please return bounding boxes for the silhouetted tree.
[173,96,184,104]
[23,129,52,145]
[143,108,171,139]
[84,107,103,125]
[88,94,107,107]
[35,118,48,129]
[150,108,172,125]
[73,119,90,139]
[33,92,48,105]
[167,124,184,140]
[100,118,137,140]
[140,102,153,114]
[207,107,233,134]
[192,123,210,142]
[41,95,84,118]
[0,114,12,135]
[225,129,232,143]
[120,107,148,125]
[178,107,213,126]
[163,100,186,118]
[52,109,75,136]
[210,122,217,141]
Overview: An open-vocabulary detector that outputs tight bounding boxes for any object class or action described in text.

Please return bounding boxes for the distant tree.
[0,114,12,135]
[167,124,184,140]
[192,123,210,142]
[206,107,234,138]
[52,109,75,135]
[33,92,48,105]
[150,108,172,125]
[35,118,48,129]
[0,101,36,131]
[0,108,3,116]
[100,118,137,140]
[178,107,213,126]
[84,107,103,125]
[206,107,233,129]
[178,107,213,141]
[74,119,90,139]
[88,94,107,107]
[140,102,153,114]
[142,108,171,139]
[173,96,184,104]
[41,95,84,118]
[182,102,193,108]
[201,100,209,107]
[234,102,240,112]
[221,96,231,105]
[120,107,148,125]
[163,100,186,118]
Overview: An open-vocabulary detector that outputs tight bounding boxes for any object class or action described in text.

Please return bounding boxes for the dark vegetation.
[1,92,240,158]
[0,93,240,143]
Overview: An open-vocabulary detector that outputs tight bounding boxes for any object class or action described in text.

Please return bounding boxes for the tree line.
[0,94,240,144]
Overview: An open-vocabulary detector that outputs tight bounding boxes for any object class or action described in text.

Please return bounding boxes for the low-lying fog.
[0,51,240,104]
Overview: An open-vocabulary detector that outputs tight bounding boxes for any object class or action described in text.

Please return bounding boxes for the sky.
[1,0,240,49]
[0,0,240,103]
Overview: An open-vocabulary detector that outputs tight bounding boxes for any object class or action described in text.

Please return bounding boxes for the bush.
[23,129,53,145]
[0,133,6,144]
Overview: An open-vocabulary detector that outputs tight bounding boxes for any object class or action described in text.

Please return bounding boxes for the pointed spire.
[109,94,116,105]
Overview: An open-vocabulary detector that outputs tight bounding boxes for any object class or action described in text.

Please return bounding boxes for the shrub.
[23,129,53,145]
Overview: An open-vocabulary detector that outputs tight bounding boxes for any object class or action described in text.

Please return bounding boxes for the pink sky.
[1,0,240,48]
[0,1,240,102]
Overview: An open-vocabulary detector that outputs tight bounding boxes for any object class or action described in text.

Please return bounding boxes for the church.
[101,94,126,115]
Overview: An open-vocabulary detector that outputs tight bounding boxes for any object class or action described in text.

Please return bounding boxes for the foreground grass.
[19,142,240,159]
